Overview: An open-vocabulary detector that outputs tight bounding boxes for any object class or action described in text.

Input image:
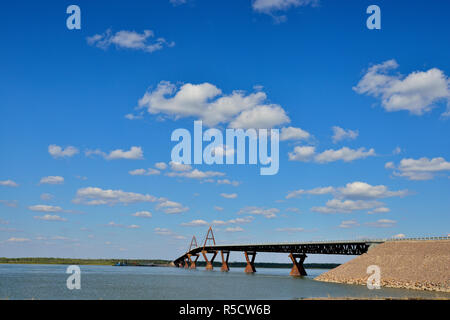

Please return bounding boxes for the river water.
[0,264,448,300]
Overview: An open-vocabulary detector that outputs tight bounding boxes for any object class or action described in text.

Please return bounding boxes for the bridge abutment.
[244,251,257,273]
[187,253,199,269]
[289,253,307,276]
[221,250,230,271]
[202,250,218,270]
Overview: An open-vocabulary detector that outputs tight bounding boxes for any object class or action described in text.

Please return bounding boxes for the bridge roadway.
[173,236,450,276]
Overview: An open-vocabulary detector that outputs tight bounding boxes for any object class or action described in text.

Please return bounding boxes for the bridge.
[173,227,449,276]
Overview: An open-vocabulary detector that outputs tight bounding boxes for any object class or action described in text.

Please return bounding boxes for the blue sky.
[0,0,449,263]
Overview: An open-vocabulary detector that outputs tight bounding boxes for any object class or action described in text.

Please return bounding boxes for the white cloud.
[0,180,19,187]
[28,205,63,213]
[312,199,384,214]
[314,147,375,163]
[332,126,358,143]
[214,206,224,211]
[154,227,186,240]
[167,168,225,179]
[6,237,30,243]
[39,176,64,185]
[169,161,192,172]
[220,193,238,199]
[275,227,305,232]
[48,145,79,158]
[252,0,318,23]
[181,219,209,227]
[365,219,397,228]
[238,206,278,218]
[129,168,160,176]
[353,59,450,117]
[40,193,54,201]
[107,221,140,229]
[338,181,408,200]
[132,211,152,218]
[288,146,316,161]
[368,207,390,214]
[225,226,244,232]
[286,186,334,199]
[217,179,240,187]
[73,187,157,205]
[137,81,290,128]
[155,162,168,170]
[280,126,310,141]
[339,220,360,229]
[393,233,406,238]
[393,147,402,155]
[386,157,450,180]
[87,29,175,53]
[34,214,67,222]
[156,199,189,214]
[85,146,143,160]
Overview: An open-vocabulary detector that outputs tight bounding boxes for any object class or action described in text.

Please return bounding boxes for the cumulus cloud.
[312,199,384,214]
[137,81,290,128]
[252,0,318,23]
[238,206,278,218]
[386,157,450,180]
[6,237,30,242]
[0,180,19,187]
[339,220,360,229]
[288,146,375,163]
[86,146,144,160]
[181,219,209,227]
[155,162,168,170]
[332,126,358,143]
[87,29,175,53]
[132,211,152,218]
[48,145,79,158]
[225,226,244,232]
[73,187,157,205]
[275,227,305,232]
[280,126,311,141]
[39,176,64,185]
[156,199,189,214]
[28,205,63,213]
[107,221,140,229]
[34,214,67,222]
[353,59,450,117]
[368,207,390,214]
[393,233,406,238]
[220,193,238,199]
[286,186,334,199]
[217,179,240,187]
[338,181,408,200]
[365,219,397,228]
[154,227,186,240]
[129,168,160,176]
[167,168,225,179]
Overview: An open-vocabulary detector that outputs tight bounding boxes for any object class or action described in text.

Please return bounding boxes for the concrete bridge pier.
[187,253,199,269]
[184,257,190,268]
[244,251,257,273]
[202,250,218,270]
[221,250,230,272]
[289,253,307,276]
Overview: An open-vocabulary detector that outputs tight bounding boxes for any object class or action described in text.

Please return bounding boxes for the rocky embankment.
[315,240,450,292]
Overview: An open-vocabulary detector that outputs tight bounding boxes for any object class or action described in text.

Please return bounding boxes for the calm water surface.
[0,264,449,300]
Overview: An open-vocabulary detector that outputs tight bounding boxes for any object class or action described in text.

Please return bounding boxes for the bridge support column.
[187,253,199,269]
[184,257,190,268]
[202,250,218,270]
[289,253,307,276]
[244,251,256,273]
[221,250,230,272]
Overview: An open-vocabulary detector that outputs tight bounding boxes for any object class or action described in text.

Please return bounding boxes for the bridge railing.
[186,236,450,252]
